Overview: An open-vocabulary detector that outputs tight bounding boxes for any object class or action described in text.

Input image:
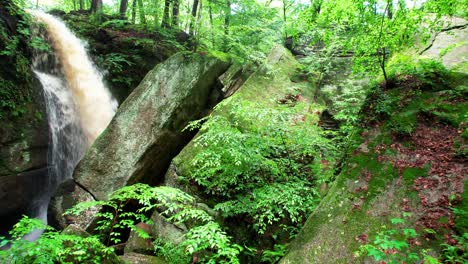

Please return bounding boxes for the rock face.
[420,17,468,70]
[120,253,166,264]
[75,52,230,199]
[150,212,187,245]
[124,223,154,255]
[0,0,49,234]
[281,23,468,263]
[51,52,231,228]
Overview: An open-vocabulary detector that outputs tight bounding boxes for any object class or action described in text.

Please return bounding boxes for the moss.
[402,167,427,185]
[429,102,468,127]
[453,180,468,234]
[207,50,231,63]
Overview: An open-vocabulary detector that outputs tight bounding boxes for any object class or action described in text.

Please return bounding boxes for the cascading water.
[25,10,117,240]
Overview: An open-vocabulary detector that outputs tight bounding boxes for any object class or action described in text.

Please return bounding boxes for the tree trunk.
[380,47,388,84]
[208,0,214,45]
[223,0,231,51]
[172,0,180,28]
[161,0,171,28]
[312,0,322,15]
[282,0,287,39]
[378,2,390,87]
[90,0,103,13]
[224,0,230,35]
[132,0,137,23]
[138,0,147,25]
[79,0,83,10]
[153,0,160,26]
[189,0,199,35]
[120,0,129,18]
[387,0,393,19]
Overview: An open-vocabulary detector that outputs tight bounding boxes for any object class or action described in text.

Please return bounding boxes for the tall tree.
[132,0,137,23]
[90,0,102,13]
[79,0,83,10]
[189,0,200,35]
[119,0,129,18]
[138,0,147,25]
[172,0,180,28]
[152,0,161,27]
[161,0,171,28]
[223,0,231,51]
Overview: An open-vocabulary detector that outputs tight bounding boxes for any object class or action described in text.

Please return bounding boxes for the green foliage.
[100,19,128,30]
[182,222,242,264]
[96,52,135,86]
[440,233,468,264]
[387,54,449,89]
[67,184,242,263]
[182,97,336,235]
[357,218,420,264]
[261,244,287,263]
[0,0,50,120]
[215,181,319,234]
[294,0,457,84]
[0,216,114,264]
[153,238,190,263]
[424,0,468,19]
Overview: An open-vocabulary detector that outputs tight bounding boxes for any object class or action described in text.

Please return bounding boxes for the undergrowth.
[1,184,242,263]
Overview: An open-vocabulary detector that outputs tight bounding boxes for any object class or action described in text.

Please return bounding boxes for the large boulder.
[76,52,230,199]
[52,52,231,229]
[124,223,154,255]
[120,253,166,264]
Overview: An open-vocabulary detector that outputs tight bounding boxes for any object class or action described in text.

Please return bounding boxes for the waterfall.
[30,10,117,143]
[25,10,117,240]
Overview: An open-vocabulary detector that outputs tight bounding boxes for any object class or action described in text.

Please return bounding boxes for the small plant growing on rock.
[357,218,420,264]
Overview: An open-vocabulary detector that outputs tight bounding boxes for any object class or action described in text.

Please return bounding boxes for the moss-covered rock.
[120,252,167,264]
[281,70,467,264]
[51,52,231,229]
[163,46,331,261]
[0,0,49,234]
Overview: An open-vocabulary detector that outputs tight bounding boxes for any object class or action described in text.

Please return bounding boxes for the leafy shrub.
[100,19,128,30]
[440,233,468,263]
[96,52,135,86]
[182,98,336,235]
[386,55,449,90]
[67,184,242,263]
[0,216,115,264]
[357,218,420,264]
[261,244,287,263]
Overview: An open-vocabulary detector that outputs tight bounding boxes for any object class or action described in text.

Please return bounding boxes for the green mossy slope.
[281,61,467,263]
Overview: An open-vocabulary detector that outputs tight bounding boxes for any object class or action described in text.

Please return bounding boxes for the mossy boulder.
[420,17,468,72]
[120,252,167,264]
[51,52,231,228]
[162,46,328,259]
[164,45,315,197]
